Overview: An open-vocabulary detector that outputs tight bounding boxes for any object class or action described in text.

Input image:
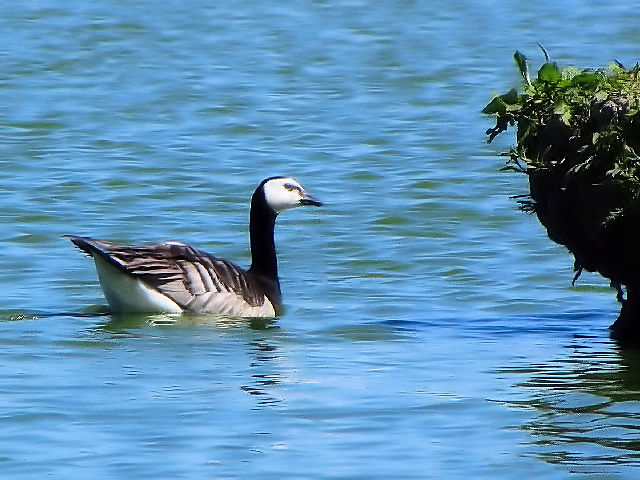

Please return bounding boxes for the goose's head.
[259,176,322,214]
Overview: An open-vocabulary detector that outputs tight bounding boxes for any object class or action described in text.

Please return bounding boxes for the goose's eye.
[284,183,302,193]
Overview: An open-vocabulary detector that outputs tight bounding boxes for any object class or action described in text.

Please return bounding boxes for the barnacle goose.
[66,176,322,317]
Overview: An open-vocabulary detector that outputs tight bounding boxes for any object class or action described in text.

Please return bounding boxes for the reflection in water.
[99,312,275,333]
[242,339,283,408]
[95,312,181,337]
[96,312,284,407]
[498,336,640,473]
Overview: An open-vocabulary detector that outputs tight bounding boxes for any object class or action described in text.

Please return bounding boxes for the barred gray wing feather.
[80,239,267,312]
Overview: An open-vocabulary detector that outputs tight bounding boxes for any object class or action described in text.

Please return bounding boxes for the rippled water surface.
[2,1,640,478]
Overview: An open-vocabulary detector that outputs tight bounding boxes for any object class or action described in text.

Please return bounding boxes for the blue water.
[1,1,640,478]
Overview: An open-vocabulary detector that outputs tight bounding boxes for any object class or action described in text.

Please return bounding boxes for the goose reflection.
[95,312,284,407]
[98,312,276,332]
[241,339,283,407]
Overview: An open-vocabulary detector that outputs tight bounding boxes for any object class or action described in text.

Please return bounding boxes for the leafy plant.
[484,49,640,339]
[486,50,640,176]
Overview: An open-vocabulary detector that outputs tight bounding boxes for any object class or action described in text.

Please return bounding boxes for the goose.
[66,176,322,317]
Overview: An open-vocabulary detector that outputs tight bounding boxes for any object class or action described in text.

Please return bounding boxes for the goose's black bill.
[300,195,322,207]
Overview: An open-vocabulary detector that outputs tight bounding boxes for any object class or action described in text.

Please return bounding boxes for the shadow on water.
[496,327,640,473]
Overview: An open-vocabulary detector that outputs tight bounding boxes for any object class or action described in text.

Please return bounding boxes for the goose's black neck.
[248,189,279,284]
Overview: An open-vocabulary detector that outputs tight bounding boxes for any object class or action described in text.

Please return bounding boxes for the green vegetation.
[484,49,640,342]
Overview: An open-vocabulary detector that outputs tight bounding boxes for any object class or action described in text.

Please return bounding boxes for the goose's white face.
[263,177,322,214]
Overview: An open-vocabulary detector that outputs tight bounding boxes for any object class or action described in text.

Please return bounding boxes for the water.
[1,1,640,478]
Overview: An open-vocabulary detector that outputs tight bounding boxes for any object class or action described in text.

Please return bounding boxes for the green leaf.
[482,96,506,115]
[501,88,519,105]
[570,72,603,90]
[538,62,561,83]
[482,88,520,115]
[514,51,531,86]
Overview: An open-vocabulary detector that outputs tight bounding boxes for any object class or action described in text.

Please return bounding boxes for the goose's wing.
[66,236,275,315]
